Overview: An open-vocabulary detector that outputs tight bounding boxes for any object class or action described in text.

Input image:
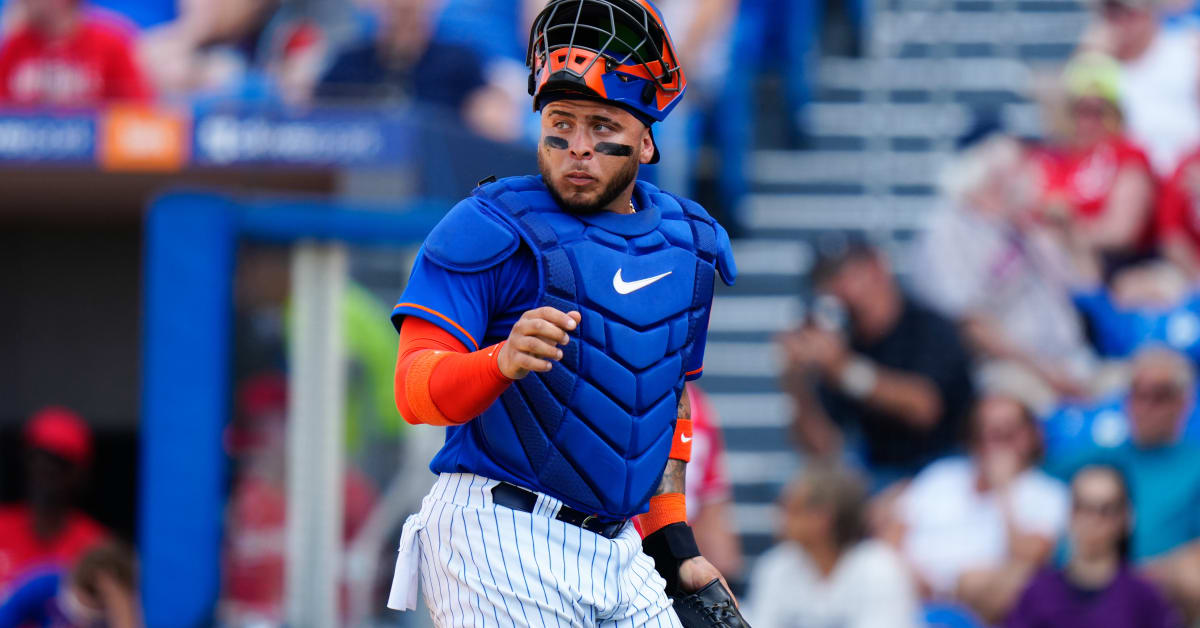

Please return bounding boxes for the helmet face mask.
[527,0,686,125]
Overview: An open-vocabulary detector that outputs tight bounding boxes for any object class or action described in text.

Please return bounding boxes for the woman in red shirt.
[1039,54,1156,265]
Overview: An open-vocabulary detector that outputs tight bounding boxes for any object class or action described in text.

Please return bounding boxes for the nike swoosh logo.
[680,434,692,443]
[612,268,672,295]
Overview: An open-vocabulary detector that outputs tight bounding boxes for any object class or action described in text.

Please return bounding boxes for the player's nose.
[567,132,592,159]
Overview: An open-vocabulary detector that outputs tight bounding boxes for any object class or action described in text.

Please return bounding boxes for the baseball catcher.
[386,1,748,625]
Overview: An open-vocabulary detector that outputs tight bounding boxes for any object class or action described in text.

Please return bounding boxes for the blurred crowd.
[0,0,850,228]
[760,0,1200,625]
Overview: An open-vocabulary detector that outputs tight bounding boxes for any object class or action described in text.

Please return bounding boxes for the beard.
[538,151,640,215]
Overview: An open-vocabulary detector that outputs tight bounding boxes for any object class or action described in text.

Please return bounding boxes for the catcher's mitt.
[671,578,751,628]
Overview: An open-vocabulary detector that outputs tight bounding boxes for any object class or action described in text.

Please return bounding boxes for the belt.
[490,482,628,539]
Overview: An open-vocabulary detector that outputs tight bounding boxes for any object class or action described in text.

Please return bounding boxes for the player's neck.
[602,184,637,215]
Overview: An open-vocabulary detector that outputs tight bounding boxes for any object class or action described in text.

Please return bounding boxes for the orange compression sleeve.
[394,316,512,426]
[635,493,688,537]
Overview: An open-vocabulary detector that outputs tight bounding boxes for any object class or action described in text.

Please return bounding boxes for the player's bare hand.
[678,556,737,605]
[498,307,582,380]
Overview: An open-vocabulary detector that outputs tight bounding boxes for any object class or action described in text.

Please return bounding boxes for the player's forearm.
[654,459,686,496]
[637,390,691,536]
[655,388,692,496]
[394,317,512,426]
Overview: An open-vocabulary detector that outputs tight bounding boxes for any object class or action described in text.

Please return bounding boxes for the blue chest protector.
[421,175,735,519]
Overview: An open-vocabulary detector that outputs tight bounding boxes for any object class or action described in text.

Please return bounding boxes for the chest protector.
[433,176,735,518]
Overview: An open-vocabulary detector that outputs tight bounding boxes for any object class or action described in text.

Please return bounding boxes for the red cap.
[25,406,93,466]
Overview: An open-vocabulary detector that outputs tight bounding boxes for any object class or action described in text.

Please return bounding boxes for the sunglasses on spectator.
[1130,382,1183,404]
[1072,498,1124,518]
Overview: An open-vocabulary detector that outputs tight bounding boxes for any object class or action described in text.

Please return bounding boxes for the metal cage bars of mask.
[527,0,683,98]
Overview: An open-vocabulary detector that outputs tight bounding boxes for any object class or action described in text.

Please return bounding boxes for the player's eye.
[594,124,613,133]
[554,121,571,131]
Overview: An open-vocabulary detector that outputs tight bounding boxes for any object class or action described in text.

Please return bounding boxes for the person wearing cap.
[384,0,740,624]
[0,407,108,591]
[1037,53,1156,271]
[776,236,975,489]
[1080,0,1200,177]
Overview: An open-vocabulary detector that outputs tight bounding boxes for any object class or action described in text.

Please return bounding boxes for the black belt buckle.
[554,506,625,539]
[490,482,626,539]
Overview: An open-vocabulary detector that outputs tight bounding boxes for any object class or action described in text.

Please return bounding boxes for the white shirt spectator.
[744,539,924,628]
[899,457,1069,596]
[1119,26,1200,176]
[912,204,1096,388]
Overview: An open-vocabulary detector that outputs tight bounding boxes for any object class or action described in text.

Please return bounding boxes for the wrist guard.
[641,522,700,594]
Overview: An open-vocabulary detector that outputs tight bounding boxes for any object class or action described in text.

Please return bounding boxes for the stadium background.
[2,0,1198,626]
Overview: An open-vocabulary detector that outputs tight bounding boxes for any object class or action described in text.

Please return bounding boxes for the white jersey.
[389,473,682,627]
[1120,26,1200,176]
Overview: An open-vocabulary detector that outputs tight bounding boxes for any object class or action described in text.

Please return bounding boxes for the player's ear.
[639,127,655,164]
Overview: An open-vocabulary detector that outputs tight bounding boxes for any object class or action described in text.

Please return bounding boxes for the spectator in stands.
[650,0,743,229]
[743,465,922,628]
[913,122,1095,411]
[0,542,140,628]
[1041,347,1200,462]
[1157,146,1200,278]
[1038,53,1155,270]
[1007,465,1182,628]
[1068,257,1200,363]
[257,10,332,106]
[0,408,107,591]
[316,0,518,142]
[777,236,975,486]
[0,0,152,105]
[1050,345,1200,621]
[1079,0,1200,176]
[891,394,1068,624]
[138,0,354,106]
[684,383,745,582]
[136,0,280,100]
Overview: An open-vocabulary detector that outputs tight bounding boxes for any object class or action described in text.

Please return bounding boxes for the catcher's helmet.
[527,0,687,127]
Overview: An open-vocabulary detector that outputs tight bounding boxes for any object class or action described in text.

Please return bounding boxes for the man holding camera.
[777,237,976,489]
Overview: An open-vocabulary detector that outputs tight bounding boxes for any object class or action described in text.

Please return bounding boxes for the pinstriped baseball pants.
[407,473,683,627]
